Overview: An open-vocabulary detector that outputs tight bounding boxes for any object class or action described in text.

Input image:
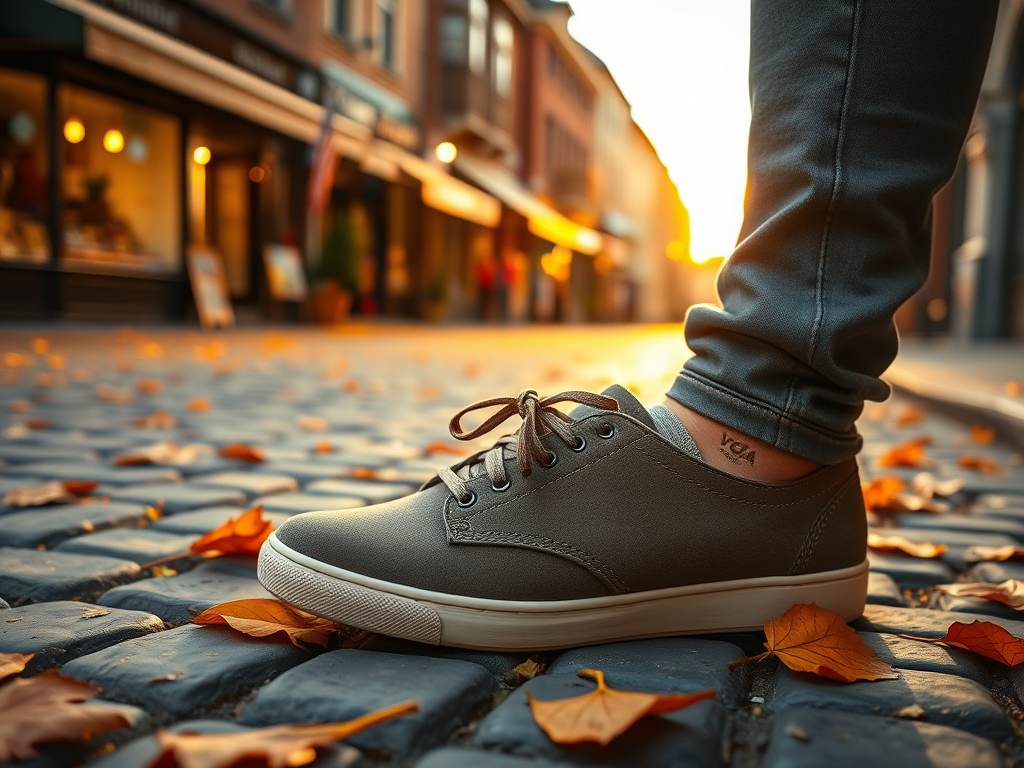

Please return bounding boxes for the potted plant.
[310,210,358,324]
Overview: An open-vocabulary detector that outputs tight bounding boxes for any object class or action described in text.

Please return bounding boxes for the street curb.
[885,367,1024,453]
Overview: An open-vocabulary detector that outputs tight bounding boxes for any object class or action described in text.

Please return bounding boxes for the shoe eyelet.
[540,451,558,468]
[491,479,511,493]
[597,422,616,439]
[457,490,477,507]
[571,436,587,452]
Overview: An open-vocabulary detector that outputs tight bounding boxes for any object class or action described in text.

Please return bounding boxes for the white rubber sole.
[258,534,869,651]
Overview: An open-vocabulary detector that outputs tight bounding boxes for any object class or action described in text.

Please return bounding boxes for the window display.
[0,69,51,264]
[59,85,181,272]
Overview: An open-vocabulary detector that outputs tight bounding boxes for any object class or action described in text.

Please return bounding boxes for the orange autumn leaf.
[136,379,162,395]
[965,545,1024,564]
[526,669,716,746]
[193,598,337,648]
[350,467,379,480]
[188,398,211,412]
[315,440,335,454]
[899,620,1024,666]
[0,671,131,762]
[934,580,1024,610]
[971,425,995,445]
[728,603,898,682]
[0,653,33,683]
[114,442,210,467]
[423,441,468,457]
[133,411,177,429]
[25,418,50,430]
[2,480,98,507]
[190,505,273,556]
[878,439,928,468]
[218,443,266,463]
[894,405,924,427]
[867,532,947,559]
[861,477,907,512]
[145,700,419,768]
[957,454,1004,476]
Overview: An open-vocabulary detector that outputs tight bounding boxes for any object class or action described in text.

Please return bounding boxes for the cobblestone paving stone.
[2,327,1024,766]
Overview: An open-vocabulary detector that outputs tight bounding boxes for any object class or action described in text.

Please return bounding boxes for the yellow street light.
[193,146,211,165]
[102,129,124,153]
[435,141,457,164]
[63,117,85,144]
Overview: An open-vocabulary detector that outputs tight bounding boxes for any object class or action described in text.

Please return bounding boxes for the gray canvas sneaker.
[258,385,868,651]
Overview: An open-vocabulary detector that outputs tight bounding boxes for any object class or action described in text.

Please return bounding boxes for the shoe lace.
[438,389,619,503]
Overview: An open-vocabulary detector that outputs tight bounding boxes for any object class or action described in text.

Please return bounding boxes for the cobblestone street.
[2,325,1024,767]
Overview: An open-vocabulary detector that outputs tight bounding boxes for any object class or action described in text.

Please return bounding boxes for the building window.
[468,0,489,76]
[59,84,182,272]
[377,0,396,70]
[492,16,513,97]
[0,69,50,265]
[440,14,468,65]
[330,0,349,39]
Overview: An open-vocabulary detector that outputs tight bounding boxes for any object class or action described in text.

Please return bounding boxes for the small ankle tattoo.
[719,432,757,467]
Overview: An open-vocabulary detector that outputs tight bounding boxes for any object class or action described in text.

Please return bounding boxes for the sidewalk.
[1,325,1024,767]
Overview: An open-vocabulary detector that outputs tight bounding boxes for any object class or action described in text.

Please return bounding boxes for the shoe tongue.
[570,384,655,430]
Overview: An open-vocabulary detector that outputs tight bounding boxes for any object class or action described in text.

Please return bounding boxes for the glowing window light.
[435,141,457,163]
[63,117,85,144]
[193,146,211,165]
[103,129,125,153]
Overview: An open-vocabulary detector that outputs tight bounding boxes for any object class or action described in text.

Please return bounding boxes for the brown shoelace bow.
[438,389,619,504]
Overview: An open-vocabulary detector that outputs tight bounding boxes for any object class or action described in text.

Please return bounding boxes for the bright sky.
[566,0,752,262]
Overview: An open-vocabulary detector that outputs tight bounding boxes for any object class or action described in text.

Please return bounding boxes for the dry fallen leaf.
[2,480,99,507]
[133,411,177,429]
[965,545,1024,564]
[193,599,336,648]
[190,506,274,557]
[350,467,379,480]
[298,415,329,432]
[957,455,1005,476]
[137,379,162,395]
[25,418,51,430]
[900,620,1024,666]
[424,442,468,457]
[861,477,907,512]
[510,658,546,684]
[0,653,33,683]
[315,440,334,454]
[80,608,111,619]
[218,443,266,463]
[878,439,929,468]
[894,406,924,427]
[8,400,31,413]
[114,442,211,467]
[0,671,131,761]
[145,699,419,768]
[188,398,211,412]
[526,669,716,746]
[867,532,947,559]
[728,603,898,682]
[909,472,963,499]
[934,580,1024,610]
[971,425,995,445]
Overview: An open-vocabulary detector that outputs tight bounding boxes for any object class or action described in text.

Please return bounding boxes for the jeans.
[667,0,999,465]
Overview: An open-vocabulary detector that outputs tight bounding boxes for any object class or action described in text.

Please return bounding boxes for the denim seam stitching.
[805,0,860,371]
[675,370,860,446]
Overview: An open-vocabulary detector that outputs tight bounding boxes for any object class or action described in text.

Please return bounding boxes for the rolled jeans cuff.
[667,370,863,465]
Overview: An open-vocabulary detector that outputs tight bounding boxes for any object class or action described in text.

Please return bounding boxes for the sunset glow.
[568,0,751,263]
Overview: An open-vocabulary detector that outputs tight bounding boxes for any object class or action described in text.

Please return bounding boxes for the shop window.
[0,69,51,265]
[440,14,468,65]
[468,0,488,76]
[492,16,513,97]
[59,85,181,272]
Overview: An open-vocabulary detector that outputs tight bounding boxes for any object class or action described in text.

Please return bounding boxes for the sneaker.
[258,385,868,651]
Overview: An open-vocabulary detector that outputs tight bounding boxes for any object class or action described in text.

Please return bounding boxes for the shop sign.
[332,84,420,151]
[86,0,320,100]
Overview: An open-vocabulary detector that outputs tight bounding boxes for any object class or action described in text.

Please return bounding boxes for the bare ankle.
[662,399,821,482]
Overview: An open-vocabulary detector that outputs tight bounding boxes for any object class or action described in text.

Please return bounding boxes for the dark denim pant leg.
[667,0,999,465]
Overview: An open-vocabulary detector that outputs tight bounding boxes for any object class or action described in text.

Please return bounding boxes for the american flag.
[307,89,337,212]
